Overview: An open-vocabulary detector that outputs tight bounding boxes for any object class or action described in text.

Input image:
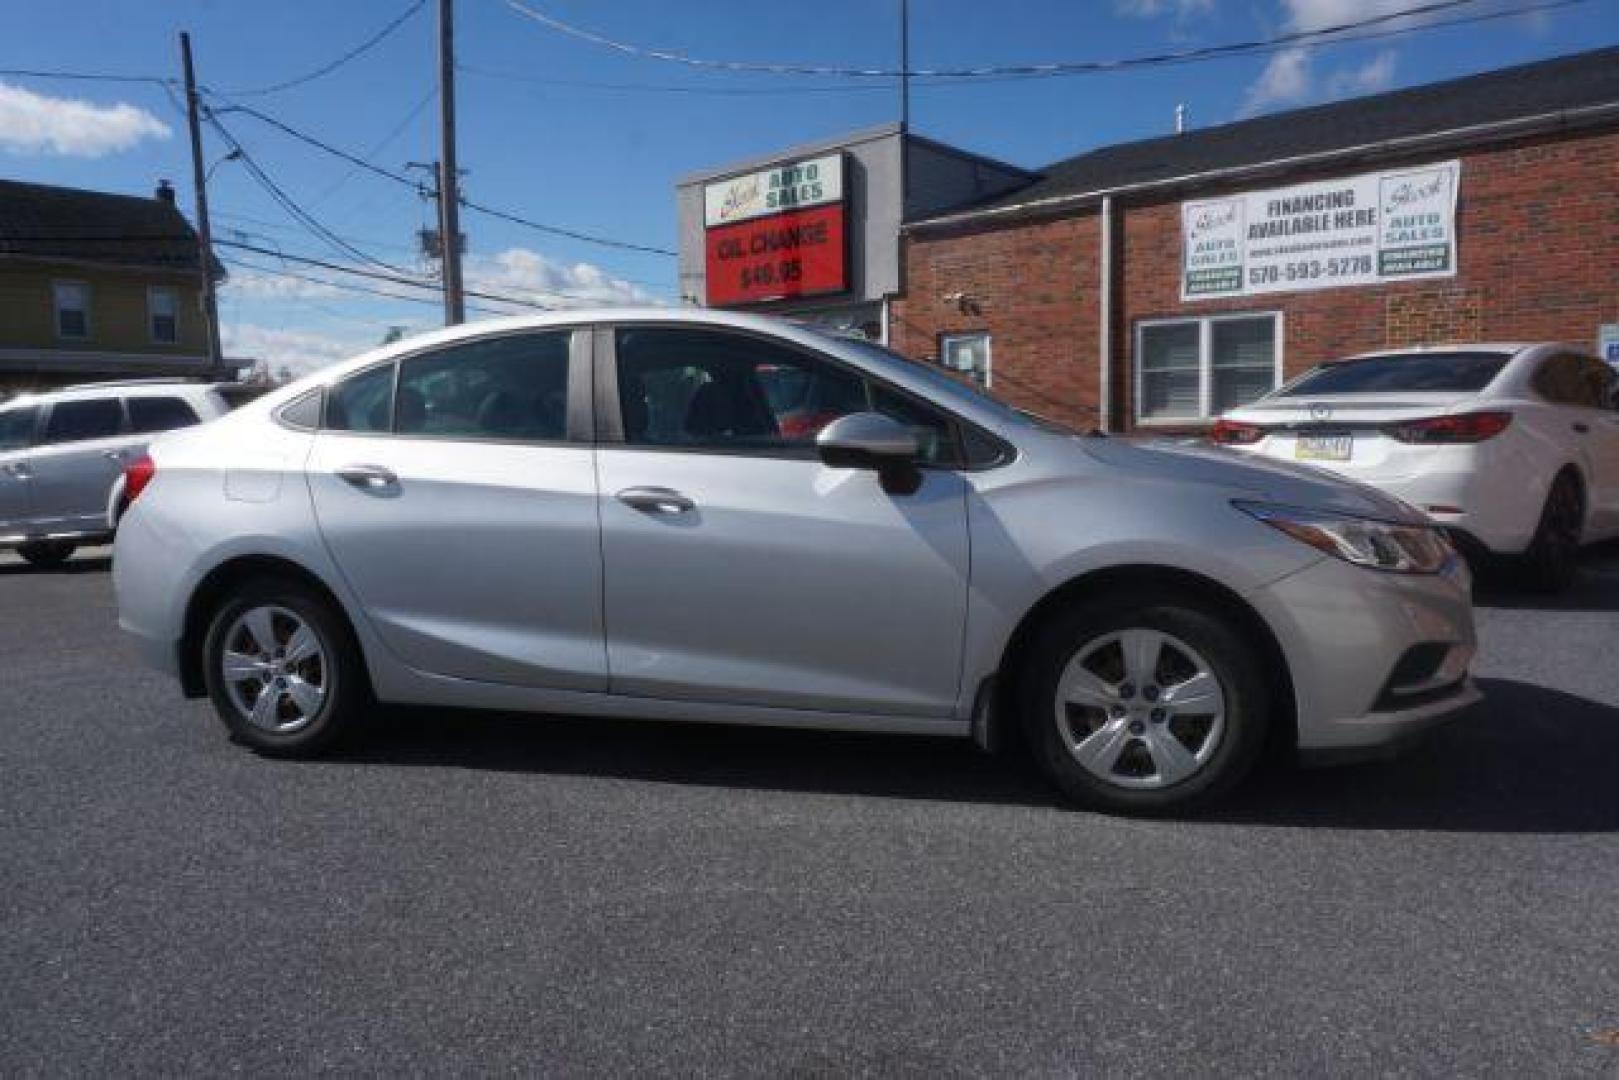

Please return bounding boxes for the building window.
[53,281,90,340]
[148,287,179,344]
[940,332,992,388]
[1136,314,1280,423]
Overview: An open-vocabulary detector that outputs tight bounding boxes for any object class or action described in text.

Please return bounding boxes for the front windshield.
[819,335,1083,435]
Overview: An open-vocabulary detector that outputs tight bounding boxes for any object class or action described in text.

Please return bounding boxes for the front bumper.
[1251,552,1481,756]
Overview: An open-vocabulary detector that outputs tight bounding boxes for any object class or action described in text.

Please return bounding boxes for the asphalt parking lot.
[3,548,1618,1076]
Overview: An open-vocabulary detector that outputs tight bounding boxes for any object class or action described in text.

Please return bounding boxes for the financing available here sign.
[1181,161,1460,300]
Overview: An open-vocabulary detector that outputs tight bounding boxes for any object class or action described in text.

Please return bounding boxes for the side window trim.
[597,322,1002,469]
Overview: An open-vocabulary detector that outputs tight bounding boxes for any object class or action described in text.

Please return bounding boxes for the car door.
[1570,355,1619,535]
[26,396,134,533]
[306,328,608,690]
[0,405,39,533]
[595,324,971,718]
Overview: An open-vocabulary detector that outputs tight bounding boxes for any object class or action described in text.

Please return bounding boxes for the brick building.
[888,46,1619,432]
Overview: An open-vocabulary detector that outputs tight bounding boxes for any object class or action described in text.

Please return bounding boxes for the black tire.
[1517,471,1582,594]
[16,541,76,569]
[201,578,371,758]
[1018,595,1271,815]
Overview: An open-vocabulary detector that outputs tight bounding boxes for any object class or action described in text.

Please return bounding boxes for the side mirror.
[815,412,923,495]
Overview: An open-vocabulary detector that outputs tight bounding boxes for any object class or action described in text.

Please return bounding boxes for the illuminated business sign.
[1181,160,1460,300]
[705,203,847,306]
[703,153,849,306]
[703,153,844,227]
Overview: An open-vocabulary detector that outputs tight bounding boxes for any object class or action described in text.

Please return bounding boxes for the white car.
[0,379,259,567]
[1214,344,1619,591]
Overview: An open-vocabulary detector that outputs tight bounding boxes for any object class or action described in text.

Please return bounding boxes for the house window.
[53,281,90,340]
[940,332,992,388]
[148,287,179,344]
[1136,314,1280,423]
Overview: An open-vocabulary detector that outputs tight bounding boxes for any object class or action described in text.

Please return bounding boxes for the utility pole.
[436,0,466,325]
[179,32,224,373]
[899,0,911,133]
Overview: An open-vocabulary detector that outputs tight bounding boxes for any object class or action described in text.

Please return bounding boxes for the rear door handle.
[616,486,695,514]
[336,464,400,492]
[3,462,29,479]
[1572,422,1590,434]
[103,449,127,462]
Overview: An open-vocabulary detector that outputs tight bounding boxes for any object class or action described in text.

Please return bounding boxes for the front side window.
[43,399,122,445]
[0,407,38,452]
[1137,315,1279,423]
[396,332,571,441]
[940,332,992,388]
[127,396,200,434]
[53,281,90,340]
[148,287,179,344]
[615,327,960,463]
[326,365,396,433]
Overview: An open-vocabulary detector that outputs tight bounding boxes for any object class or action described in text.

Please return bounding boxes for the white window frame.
[1133,311,1284,426]
[940,331,993,389]
[52,280,91,341]
[147,286,179,345]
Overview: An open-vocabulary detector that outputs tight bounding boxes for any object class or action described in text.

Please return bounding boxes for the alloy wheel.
[1053,628,1226,790]
[220,605,329,734]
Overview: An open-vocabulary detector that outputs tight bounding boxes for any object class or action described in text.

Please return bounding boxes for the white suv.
[0,380,256,567]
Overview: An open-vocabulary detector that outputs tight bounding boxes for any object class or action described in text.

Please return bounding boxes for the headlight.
[1234,501,1453,574]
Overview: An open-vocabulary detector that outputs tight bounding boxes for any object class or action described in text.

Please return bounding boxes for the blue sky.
[3,0,1613,372]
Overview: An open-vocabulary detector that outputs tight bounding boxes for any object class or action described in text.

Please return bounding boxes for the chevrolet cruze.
[114,310,1479,813]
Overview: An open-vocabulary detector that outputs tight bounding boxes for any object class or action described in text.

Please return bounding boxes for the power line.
[456,63,892,96]
[215,238,558,310]
[220,0,428,97]
[206,109,431,279]
[499,0,1514,78]
[0,67,167,85]
[456,196,677,257]
[205,94,677,258]
[220,254,520,316]
[309,89,438,206]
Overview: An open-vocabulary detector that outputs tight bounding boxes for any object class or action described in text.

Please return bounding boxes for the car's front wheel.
[1020,596,1271,814]
[201,579,370,757]
[16,541,76,568]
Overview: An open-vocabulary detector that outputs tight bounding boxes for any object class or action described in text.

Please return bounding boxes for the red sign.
[704,203,847,306]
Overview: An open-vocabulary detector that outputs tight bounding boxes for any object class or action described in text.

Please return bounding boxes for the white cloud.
[466,247,662,309]
[1115,0,1214,16]
[221,268,347,302]
[0,82,171,158]
[221,323,368,376]
[1325,50,1397,98]
[1242,47,1313,115]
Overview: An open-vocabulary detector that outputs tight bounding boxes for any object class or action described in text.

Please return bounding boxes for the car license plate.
[1295,433,1353,461]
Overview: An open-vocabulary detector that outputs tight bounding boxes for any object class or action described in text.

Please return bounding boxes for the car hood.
[1075,435,1427,523]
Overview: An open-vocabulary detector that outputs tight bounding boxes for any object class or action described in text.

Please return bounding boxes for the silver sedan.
[113,309,1479,813]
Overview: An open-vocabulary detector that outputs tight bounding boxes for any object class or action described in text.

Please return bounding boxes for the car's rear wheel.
[16,541,76,569]
[202,580,369,757]
[1518,471,1582,594]
[1020,596,1270,814]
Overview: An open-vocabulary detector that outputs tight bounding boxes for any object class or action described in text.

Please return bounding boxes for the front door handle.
[616,486,695,515]
[1573,422,1590,434]
[336,464,400,492]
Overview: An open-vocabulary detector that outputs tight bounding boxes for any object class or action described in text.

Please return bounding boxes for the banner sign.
[704,153,844,228]
[705,203,848,306]
[1181,160,1460,300]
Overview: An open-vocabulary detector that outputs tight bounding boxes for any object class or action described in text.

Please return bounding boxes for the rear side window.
[1281,352,1509,396]
[326,365,396,433]
[396,332,571,441]
[127,396,200,434]
[43,398,123,445]
[0,407,37,451]
[1534,355,1610,408]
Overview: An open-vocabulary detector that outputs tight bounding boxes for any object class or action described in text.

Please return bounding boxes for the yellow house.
[0,178,239,398]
